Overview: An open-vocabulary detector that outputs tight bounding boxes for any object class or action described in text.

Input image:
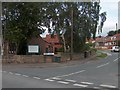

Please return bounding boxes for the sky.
[97,0,120,36]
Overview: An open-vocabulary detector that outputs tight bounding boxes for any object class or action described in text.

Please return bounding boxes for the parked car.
[111,46,120,52]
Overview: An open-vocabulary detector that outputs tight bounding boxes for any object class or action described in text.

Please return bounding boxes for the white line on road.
[15,73,21,76]
[9,72,13,75]
[52,77,61,80]
[65,79,76,83]
[114,58,118,62]
[100,84,116,88]
[73,83,88,87]
[113,57,120,62]
[56,70,86,78]
[96,63,109,68]
[57,81,69,84]
[33,77,40,80]
[44,79,55,82]
[2,71,7,73]
[81,82,94,85]
[22,75,29,77]
[93,87,100,89]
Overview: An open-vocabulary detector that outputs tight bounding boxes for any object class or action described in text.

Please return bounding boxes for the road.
[2,50,119,89]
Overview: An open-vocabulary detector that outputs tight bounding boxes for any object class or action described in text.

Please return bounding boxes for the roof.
[43,34,60,44]
[113,33,120,37]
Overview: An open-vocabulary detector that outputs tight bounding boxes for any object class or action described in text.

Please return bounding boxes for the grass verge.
[97,53,107,58]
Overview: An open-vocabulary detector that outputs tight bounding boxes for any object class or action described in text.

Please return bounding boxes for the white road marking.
[15,73,21,76]
[56,70,86,78]
[9,72,13,74]
[33,77,40,80]
[22,75,29,77]
[65,79,76,83]
[52,77,61,80]
[100,84,116,88]
[44,79,55,82]
[3,71,7,73]
[93,87,100,89]
[81,82,93,85]
[73,83,88,87]
[57,81,69,84]
[113,57,120,62]
[96,63,109,68]
[114,58,118,62]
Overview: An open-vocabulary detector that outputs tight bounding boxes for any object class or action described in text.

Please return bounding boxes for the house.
[95,37,106,49]
[28,36,53,54]
[86,38,95,44]
[95,34,120,49]
[43,34,63,53]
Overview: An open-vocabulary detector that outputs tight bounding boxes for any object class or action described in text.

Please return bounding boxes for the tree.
[107,29,120,36]
[2,2,48,54]
[2,2,107,54]
[107,31,115,36]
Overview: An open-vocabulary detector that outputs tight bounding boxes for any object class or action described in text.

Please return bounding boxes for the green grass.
[97,53,107,58]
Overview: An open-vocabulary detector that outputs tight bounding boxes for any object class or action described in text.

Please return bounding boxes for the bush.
[91,48,97,52]
[57,47,64,52]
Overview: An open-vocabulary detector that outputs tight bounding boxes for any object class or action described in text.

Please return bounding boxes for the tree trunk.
[61,34,67,52]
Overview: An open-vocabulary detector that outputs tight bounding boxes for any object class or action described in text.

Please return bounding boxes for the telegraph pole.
[116,23,118,46]
[70,7,73,60]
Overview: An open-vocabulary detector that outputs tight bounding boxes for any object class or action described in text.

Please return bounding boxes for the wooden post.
[70,7,73,60]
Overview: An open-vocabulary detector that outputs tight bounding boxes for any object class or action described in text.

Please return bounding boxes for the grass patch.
[97,53,107,58]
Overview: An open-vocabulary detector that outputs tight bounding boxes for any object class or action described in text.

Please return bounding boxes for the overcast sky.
[97,0,120,36]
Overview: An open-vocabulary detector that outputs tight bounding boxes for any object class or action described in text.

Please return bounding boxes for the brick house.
[43,34,63,53]
[95,34,120,49]
[28,36,53,54]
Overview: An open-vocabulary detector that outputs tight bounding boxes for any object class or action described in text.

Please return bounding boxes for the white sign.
[43,53,54,56]
[28,45,39,53]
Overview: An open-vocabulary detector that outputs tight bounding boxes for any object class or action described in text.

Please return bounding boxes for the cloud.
[97,0,119,36]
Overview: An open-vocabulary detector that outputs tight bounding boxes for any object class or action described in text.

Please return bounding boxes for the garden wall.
[2,51,96,64]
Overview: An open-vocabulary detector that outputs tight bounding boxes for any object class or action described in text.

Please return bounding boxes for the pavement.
[2,50,119,89]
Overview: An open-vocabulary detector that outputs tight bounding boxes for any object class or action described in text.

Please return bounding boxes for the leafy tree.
[2,2,48,54]
[2,2,107,54]
[107,31,115,36]
[107,29,120,36]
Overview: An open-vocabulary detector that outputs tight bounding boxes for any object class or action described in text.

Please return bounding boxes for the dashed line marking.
[33,77,40,80]
[93,87,100,89]
[65,79,76,83]
[52,77,61,80]
[113,57,120,62]
[9,72,13,75]
[3,71,7,73]
[15,73,21,76]
[81,82,94,85]
[22,75,29,77]
[73,83,88,87]
[57,81,69,84]
[114,59,118,62]
[56,70,86,78]
[100,84,116,88]
[44,79,55,82]
[96,63,109,68]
